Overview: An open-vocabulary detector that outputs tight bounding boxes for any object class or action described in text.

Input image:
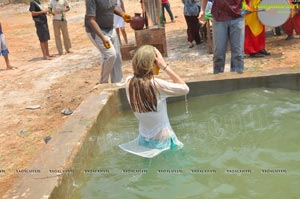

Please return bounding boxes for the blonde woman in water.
[119,45,189,158]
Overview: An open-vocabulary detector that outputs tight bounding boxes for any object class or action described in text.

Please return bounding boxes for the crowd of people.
[2,0,299,78]
[28,0,73,59]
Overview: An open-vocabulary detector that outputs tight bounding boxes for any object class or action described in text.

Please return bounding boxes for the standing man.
[49,0,72,55]
[29,0,53,60]
[199,0,245,74]
[85,0,131,84]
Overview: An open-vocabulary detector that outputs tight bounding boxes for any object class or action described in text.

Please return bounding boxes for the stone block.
[120,44,137,60]
[134,27,167,57]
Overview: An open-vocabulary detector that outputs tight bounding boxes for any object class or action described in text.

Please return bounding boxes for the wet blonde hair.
[129,45,158,113]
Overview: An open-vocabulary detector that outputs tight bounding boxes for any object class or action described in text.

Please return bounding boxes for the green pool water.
[58,88,300,199]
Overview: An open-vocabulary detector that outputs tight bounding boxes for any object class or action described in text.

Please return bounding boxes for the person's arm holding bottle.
[154,48,186,85]
[114,5,131,22]
[198,0,208,24]
[88,16,110,48]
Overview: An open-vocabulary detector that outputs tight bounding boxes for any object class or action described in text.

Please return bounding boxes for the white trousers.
[91,29,123,83]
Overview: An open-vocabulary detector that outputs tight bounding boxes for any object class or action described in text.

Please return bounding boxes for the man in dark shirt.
[199,0,244,74]
[85,0,131,84]
[29,0,53,60]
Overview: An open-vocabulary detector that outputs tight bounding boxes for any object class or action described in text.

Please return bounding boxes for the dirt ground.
[1,0,300,197]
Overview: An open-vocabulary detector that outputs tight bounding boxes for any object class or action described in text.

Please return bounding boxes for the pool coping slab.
[3,85,122,199]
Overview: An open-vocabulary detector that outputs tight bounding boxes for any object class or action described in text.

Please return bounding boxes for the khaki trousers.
[53,20,71,54]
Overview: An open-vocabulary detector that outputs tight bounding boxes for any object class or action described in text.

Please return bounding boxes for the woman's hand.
[154,48,167,69]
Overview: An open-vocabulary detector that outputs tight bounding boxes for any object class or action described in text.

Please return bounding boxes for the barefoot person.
[0,22,13,70]
[29,0,53,60]
[119,45,189,158]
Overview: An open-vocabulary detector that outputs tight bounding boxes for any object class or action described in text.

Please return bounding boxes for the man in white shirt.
[49,0,72,55]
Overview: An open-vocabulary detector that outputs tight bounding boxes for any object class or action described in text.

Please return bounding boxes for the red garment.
[211,0,243,21]
[244,0,265,54]
[161,0,169,4]
[244,25,265,54]
[284,14,300,35]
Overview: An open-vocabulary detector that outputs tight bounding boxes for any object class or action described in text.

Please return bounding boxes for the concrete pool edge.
[4,70,300,198]
[3,86,124,199]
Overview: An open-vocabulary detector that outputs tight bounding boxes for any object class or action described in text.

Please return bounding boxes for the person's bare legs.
[40,41,52,60]
[4,54,12,69]
[120,27,128,45]
[44,41,52,57]
[115,28,122,45]
[40,42,47,59]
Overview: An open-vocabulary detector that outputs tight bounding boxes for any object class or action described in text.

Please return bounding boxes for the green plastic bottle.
[205,12,212,20]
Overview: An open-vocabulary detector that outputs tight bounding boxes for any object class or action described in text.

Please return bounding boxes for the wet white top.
[125,76,189,139]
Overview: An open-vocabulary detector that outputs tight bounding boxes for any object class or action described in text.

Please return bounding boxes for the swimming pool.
[5,72,300,198]
[51,88,300,199]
